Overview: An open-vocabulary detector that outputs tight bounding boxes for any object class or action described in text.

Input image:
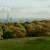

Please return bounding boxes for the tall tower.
[4,7,11,23]
[7,12,9,22]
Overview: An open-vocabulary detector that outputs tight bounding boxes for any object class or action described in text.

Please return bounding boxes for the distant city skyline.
[0,0,50,19]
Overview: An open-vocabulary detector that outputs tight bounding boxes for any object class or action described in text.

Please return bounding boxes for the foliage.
[3,31,13,39]
[7,23,26,38]
[24,21,49,37]
[2,25,13,39]
[0,20,50,39]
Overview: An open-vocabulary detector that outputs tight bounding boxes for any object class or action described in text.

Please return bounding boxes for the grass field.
[0,37,50,50]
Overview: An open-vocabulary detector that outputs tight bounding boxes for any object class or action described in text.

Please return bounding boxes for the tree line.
[0,20,50,39]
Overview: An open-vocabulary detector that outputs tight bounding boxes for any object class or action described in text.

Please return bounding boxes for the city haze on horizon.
[0,0,50,21]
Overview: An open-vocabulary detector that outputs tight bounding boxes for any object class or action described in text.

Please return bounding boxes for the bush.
[2,25,13,39]
[3,31,13,39]
[8,23,26,38]
[0,27,3,39]
[25,23,39,37]
[24,21,49,37]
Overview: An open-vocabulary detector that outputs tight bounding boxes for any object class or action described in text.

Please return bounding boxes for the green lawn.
[0,37,50,50]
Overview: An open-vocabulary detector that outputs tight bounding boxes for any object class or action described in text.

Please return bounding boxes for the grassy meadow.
[0,37,50,50]
[0,20,50,50]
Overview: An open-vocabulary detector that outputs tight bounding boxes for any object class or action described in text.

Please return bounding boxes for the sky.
[0,0,50,19]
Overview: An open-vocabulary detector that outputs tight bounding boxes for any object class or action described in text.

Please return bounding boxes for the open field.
[0,37,50,50]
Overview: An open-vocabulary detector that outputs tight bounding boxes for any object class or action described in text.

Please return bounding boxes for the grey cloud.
[36,10,50,16]
[0,5,50,19]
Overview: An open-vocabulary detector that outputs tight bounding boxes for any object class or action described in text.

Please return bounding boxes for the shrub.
[3,31,13,39]
[8,23,26,38]
[0,27,3,39]
[25,21,49,37]
[2,25,13,39]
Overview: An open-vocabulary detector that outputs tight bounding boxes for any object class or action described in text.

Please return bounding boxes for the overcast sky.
[0,0,50,19]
